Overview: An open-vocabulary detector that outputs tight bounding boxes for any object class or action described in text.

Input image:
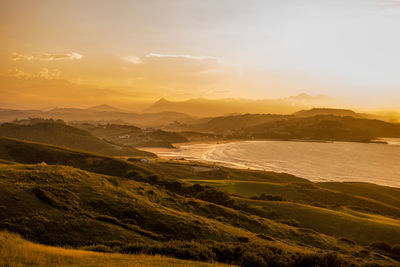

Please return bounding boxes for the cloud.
[146,53,217,61]
[6,68,61,79]
[11,52,83,61]
[122,55,142,64]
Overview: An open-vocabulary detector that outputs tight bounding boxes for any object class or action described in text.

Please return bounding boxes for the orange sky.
[1,0,400,110]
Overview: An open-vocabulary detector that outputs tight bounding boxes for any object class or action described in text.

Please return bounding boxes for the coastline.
[139,139,400,188]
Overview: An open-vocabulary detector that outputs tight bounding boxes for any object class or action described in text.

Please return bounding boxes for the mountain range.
[144,94,338,117]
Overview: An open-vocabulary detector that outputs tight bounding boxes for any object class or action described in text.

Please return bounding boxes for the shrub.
[338,237,356,245]
[295,252,345,267]
[371,242,392,253]
[251,193,286,201]
[125,170,146,182]
[121,241,215,262]
[277,219,299,227]
[392,244,400,256]
[196,188,234,207]
[82,244,113,253]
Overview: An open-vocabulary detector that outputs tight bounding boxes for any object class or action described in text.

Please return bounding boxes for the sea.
[154,139,400,188]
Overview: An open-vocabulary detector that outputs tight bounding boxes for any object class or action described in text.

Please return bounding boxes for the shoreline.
[139,139,400,188]
[139,137,393,154]
[138,137,395,155]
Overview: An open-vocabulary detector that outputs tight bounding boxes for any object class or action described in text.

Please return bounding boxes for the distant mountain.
[0,107,198,128]
[0,119,155,157]
[87,104,124,112]
[293,108,363,118]
[144,95,338,117]
[283,93,337,106]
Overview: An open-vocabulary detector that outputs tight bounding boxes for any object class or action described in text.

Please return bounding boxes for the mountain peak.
[155,98,171,104]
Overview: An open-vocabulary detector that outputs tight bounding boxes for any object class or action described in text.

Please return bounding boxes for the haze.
[1,0,400,110]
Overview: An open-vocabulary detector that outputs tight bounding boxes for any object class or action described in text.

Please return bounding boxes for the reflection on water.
[156,140,400,188]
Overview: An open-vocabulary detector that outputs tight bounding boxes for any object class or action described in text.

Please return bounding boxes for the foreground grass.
[0,231,232,267]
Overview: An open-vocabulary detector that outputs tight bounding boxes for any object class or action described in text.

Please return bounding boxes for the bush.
[295,252,345,267]
[125,170,146,182]
[240,252,267,267]
[338,237,356,245]
[196,188,234,207]
[122,241,215,262]
[251,193,286,201]
[371,242,392,253]
[392,244,400,256]
[277,219,299,227]
[82,244,113,253]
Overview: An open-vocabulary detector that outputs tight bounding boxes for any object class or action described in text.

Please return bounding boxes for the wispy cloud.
[122,55,142,64]
[146,53,217,61]
[11,52,83,61]
[6,68,61,79]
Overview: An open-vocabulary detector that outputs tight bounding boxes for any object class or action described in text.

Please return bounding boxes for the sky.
[0,0,400,109]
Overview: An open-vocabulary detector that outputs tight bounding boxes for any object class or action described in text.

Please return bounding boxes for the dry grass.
[0,231,233,267]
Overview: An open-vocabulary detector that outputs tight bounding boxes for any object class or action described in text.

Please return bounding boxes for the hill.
[245,115,400,142]
[190,114,290,133]
[180,113,400,142]
[87,104,125,112]
[0,231,228,267]
[0,137,399,265]
[74,123,188,148]
[0,120,155,157]
[0,108,198,128]
[293,108,363,118]
[144,97,309,117]
[144,94,339,117]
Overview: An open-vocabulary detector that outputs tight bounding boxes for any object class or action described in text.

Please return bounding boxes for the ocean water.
[157,140,400,188]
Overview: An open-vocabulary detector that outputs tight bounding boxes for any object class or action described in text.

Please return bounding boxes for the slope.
[0,120,155,157]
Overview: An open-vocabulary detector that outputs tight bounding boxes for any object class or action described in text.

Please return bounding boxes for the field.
[0,137,399,266]
[0,231,231,267]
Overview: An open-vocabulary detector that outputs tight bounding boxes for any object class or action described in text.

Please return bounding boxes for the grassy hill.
[0,137,399,265]
[178,112,400,142]
[75,123,188,148]
[245,115,400,142]
[0,107,198,128]
[0,119,155,157]
[192,114,290,133]
[293,108,363,118]
[0,231,229,267]
[0,136,156,178]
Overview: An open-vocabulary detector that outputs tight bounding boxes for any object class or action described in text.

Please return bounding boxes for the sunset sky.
[1,0,400,109]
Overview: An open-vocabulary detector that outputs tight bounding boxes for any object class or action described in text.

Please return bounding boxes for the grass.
[0,136,399,266]
[0,120,156,158]
[181,179,400,218]
[0,231,231,267]
[235,198,400,245]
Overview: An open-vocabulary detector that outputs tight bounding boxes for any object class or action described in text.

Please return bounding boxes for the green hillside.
[181,113,400,142]
[193,114,290,133]
[75,123,188,148]
[0,231,230,267]
[246,115,400,142]
[293,108,363,118]
[0,119,155,157]
[0,137,399,265]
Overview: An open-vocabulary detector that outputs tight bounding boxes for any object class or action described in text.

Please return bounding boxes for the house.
[140,158,150,163]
